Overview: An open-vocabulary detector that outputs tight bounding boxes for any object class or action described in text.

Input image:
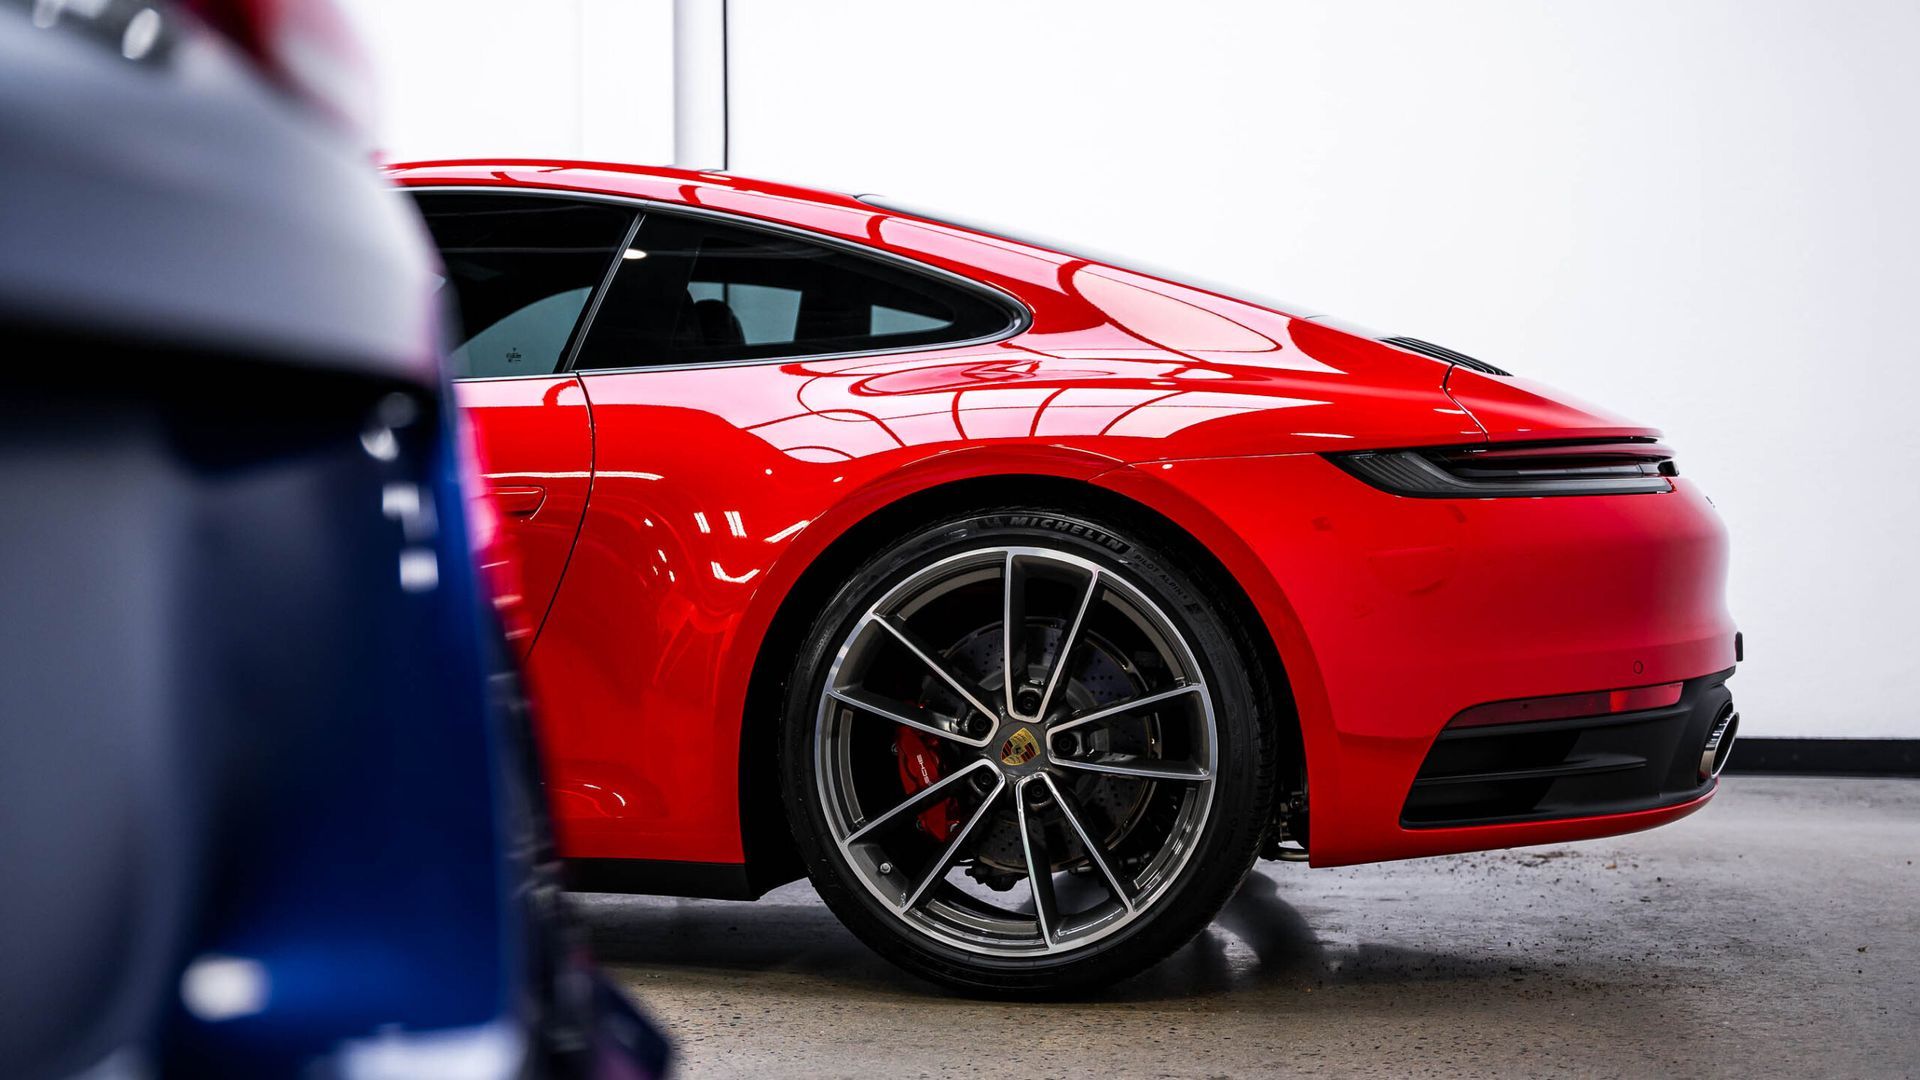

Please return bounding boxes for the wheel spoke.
[902,775,1006,910]
[1033,566,1098,723]
[1040,773,1136,911]
[818,545,1223,961]
[871,614,997,724]
[1015,776,1061,947]
[825,686,992,748]
[1048,682,1204,737]
[847,758,997,844]
[1001,552,1029,716]
[1052,755,1210,782]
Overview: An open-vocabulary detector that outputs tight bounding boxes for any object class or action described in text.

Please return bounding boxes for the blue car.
[0,0,667,1075]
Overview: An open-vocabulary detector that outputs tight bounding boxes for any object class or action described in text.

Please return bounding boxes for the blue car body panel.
[0,2,666,1075]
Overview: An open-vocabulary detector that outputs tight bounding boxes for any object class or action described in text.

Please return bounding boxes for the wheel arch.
[735,469,1312,893]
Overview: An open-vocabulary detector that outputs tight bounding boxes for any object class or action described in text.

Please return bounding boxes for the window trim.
[560,210,644,372]
[407,186,1032,382]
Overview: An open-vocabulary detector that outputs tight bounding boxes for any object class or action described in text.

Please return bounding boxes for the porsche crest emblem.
[999,727,1040,767]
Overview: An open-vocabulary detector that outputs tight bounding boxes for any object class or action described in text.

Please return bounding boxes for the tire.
[779,506,1275,994]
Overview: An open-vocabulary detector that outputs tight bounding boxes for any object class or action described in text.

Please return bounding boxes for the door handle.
[490,485,546,519]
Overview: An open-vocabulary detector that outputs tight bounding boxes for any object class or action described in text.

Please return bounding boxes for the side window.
[413,193,633,379]
[573,211,1018,370]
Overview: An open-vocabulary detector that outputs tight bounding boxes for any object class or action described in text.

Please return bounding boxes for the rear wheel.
[780,507,1273,993]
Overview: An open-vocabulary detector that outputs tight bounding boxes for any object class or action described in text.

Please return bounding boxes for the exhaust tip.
[1700,704,1739,781]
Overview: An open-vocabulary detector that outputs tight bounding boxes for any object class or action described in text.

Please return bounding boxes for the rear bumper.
[1403,668,1735,828]
[1103,453,1736,866]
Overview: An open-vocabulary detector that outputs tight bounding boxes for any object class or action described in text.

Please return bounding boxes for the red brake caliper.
[895,727,959,841]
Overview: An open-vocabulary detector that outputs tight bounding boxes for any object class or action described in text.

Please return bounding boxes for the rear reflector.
[1449,682,1685,730]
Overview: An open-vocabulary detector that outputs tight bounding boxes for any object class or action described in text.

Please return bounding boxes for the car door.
[538,206,1023,861]
[414,191,638,653]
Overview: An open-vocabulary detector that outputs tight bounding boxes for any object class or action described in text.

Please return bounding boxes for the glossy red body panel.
[1442,366,1655,442]
[451,376,593,654]
[1098,456,1732,865]
[395,161,1735,873]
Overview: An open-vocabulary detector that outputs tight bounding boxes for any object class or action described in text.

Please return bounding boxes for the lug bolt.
[1015,687,1042,716]
[1053,731,1080,757]
[967,714,993,738]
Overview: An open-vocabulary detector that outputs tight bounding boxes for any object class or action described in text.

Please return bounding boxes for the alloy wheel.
[813,546,1219,957]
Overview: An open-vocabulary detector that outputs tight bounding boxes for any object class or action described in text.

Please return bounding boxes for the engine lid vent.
[1382,336,1512,377]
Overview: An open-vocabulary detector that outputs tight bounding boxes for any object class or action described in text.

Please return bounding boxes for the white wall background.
[345,0,1920,739]
[338,0,674,164]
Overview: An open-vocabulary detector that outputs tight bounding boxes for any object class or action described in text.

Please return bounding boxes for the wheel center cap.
[997,725,1041,768]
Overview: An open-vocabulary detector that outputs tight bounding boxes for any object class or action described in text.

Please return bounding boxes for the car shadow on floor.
[577,883,924,993]
[575,867,1600,1007]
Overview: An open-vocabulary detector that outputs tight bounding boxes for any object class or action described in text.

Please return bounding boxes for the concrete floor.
[580,777,1919,1078]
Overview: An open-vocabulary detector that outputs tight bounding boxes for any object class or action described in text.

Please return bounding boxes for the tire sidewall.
[778,507,1271,993]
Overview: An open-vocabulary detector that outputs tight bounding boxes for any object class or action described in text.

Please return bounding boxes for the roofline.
[381,158,877,212]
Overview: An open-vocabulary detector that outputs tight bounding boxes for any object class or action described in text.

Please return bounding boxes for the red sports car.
[392,161,1739,993]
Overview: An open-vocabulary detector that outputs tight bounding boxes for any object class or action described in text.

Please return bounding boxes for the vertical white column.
[672,0,728,170]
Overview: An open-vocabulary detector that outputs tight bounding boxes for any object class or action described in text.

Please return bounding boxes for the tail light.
[1331,439,1676,497]
[178,0,375,134]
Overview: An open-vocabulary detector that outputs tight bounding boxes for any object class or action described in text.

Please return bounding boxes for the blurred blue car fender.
[0,1,669,1075]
